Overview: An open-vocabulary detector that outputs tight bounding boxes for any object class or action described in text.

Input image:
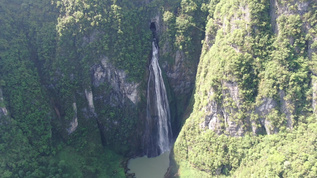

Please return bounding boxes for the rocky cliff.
[0,0,199,169]
[0,0,189,176]
[172,0,317,176]
[1,0,316,177]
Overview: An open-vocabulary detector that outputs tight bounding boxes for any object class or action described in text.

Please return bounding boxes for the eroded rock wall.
[173,0,317,175]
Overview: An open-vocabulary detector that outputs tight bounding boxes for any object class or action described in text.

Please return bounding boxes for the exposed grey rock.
[0,88,8,117]
[67,102,78,134]
[270,0,279,34]
[85,88,96,114]
[201,80,296,136]
[271,0,310,35]
[199,0,311,137]
[215,167,222,175]
[163,50,195,96]
[202,81,245,136]
[158,11,198,122]
[313,79,317,114]
[82,30,100,47]
[222,81,245,136]
[201,88,221,134]
[88,56,142,148]
[92,57,140,105]
[279,90,293,129]
[151,15,160,33]
[255,98,277,135]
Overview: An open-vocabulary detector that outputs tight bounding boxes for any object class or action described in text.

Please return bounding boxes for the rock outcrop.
[193,0,315,136]
[202,81,245,136]
[67,102,79,134]
[92,57,140,106]
[0,88,8,118]
[153,12,201,135]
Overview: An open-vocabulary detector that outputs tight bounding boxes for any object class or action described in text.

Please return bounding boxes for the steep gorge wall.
[173,0,317,176]
[1,0,316,177]
[0,0,161,176]
[53,0,206,154]
[155,0,209,135]
[0,0,201,163]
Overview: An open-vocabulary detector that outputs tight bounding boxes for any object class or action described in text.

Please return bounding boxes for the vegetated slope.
[173,0,317,177]
[0,0,206,177]
[0,0,152,177]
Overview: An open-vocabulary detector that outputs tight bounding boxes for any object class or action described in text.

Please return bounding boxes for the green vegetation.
[1,0,317,177]
[161,0,208,63]
[159,0,210,133]
[173,117,317,177]
[0,0,154,177]
[173,0,317,177]
[234,121,317,177]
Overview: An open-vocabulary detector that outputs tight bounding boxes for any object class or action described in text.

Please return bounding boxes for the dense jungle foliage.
[1,0,317,177]
[0,0,153,177]
[172,0,317,177]
[0,0,208,176]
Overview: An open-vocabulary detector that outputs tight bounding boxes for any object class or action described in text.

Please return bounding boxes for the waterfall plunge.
[144,41,172,157]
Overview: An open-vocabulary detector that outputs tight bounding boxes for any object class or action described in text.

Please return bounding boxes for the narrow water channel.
[128,151,170,178]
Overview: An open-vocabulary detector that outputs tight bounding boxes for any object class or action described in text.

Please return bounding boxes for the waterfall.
[144,40,172,157]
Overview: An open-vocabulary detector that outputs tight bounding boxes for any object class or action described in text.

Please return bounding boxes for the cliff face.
[53,0,204,154]
[57,55,142,150]
[151,14,202,136]
[1,0,317,177]
[194,0,314,137]
[186,0,315,136]
[0,0,169,176]
[0,0,199,163]
[173,0,317,176]
[156,0,208,136]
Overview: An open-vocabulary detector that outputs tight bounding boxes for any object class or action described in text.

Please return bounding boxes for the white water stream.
[128,41,172,177]
[148,41,172,153]
[143,41,173,157]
